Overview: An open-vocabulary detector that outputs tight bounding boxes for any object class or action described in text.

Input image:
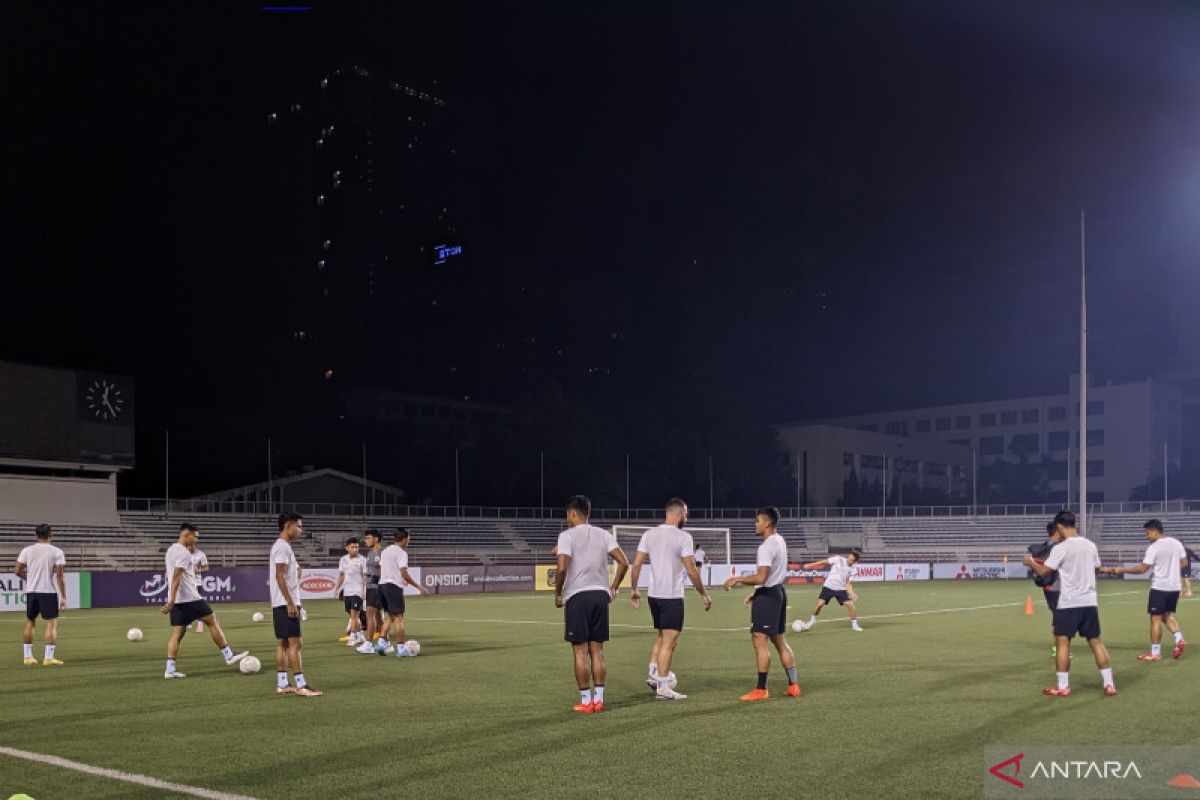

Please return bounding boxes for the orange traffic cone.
[1024,595,1035,616]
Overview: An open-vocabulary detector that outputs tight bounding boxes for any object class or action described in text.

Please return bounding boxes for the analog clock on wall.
[84,377,127,422]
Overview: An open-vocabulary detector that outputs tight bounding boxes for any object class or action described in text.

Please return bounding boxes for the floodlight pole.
[1079,210,1088,537]
[267,438,273,515]
[539,450,545,517]
[361,442,367,522]
[1164,441,1169,510]
[164,429,170,517]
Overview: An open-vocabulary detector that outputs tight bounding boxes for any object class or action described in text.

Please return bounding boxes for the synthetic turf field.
[1,581,1195,800]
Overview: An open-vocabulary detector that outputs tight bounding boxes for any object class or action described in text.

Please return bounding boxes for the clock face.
[85,378,126,421]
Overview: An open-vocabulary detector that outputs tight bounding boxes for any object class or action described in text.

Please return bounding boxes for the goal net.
[613,525,731,588]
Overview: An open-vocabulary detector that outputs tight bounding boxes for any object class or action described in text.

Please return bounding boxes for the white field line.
[409,590,1146,633]
[0,745,261,800]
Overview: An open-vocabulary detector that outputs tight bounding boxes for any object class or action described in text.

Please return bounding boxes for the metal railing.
[117,498,1200,520]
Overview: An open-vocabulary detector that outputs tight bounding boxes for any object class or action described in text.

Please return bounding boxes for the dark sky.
[4,1,1200,494]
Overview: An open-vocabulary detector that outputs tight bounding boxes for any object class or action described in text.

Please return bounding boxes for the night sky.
[4,2,1200,501]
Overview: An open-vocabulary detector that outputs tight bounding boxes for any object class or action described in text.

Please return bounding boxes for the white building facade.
[776,376,1182,507]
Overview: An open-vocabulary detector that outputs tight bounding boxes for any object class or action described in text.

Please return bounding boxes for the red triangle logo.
[989,753,1024,788]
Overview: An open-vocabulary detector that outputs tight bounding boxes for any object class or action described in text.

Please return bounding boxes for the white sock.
[851,619,862,628]
[45,644,56,659]
[649,662,658,677]
[1056,671,1069,690]
[593,685,605,702]
[1100,667,1114,687]
[1151,643,1161,656]
[167,658,177,673]
[277,671,288,688]
[808,616,816,624]
[656,676,669,691]
[1175,631,1185,643]
[221,646,234,660]
[295,673,307,689]
[579,687,592,704]
[23,644,33,659]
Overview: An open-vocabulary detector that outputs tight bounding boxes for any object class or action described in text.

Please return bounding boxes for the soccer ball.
[403,639,421,656]
[791,619,804,633]
[126,628,143,642]
[251,611,264,623]
[239,655,262,674]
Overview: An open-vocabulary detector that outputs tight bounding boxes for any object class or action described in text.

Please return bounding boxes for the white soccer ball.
[666,671,677,689]
[403,639,421,656]
[251,611,264,623]
[239,655,262,674]
[126,628,143,642]
[791,619,804,633]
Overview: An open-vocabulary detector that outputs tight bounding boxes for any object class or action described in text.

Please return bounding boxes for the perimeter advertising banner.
[0,572,86,611]
[886,563,932,581]
[932,562,1028,580]
[419,565,535,593]
[90,569,271,608]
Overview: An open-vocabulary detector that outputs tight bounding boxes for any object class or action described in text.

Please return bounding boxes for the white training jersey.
[823,555,856,591]
[636,524,695,599]
[756,532,789,588]
[1143,536,1186,592]
[17,543,66,594]
[165,543,200,603]
[339,554,368,597]
[379,545,409,587]
[557,524,620,602]
[191,549,208,572]
[269,538,301,608]
[1044,536,1101,609]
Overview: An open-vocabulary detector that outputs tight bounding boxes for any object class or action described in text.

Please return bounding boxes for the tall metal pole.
[540,450,545,516]
[972,447,977,517]
[1079,210,1088,536]
[165,429,170,516]
[625,454,630,517]
[455,448,461,516]
[1164,441,1169,509]
[700,455,710,520]
[1066,445,1072,510]
[361,442,368,521]
[267,438,273,515]
[882,454,888,518]
[794,451,801,517]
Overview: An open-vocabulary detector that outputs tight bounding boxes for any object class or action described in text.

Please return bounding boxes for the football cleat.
[276,685,296,695]
[785,683,802,698]
[646,676,657,690]
[592,700,604,712]
[337,635,350,642]
[655,688,686,700]
[1173,640,1186,660]
[1041,685,1071,696]
[42,658,64,666]
[295,686,323,697]
[572,702,594,714]
[22,657,38,666]
[1136,652,1162,661]
[225,651,249,666]
[355,642,375,654]
[740,688,770,702]
[164,670,187,679]
[1103,684,1117,696]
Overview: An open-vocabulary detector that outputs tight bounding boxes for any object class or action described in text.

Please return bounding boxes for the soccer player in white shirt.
[800,550,863,631]
[334,536,369,647]
[188,541,208,632]
[629,497,712,700]
[375,528,429,655]
[16,524,67,666]
[1025,510,1115,697]
[1100,519,1187,660]
[160,523,248,678]
[270,512,321,696]
[555,494,628,714]
[722,506,800,701]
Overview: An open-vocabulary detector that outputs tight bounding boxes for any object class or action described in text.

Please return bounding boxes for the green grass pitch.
[1,582,1195,799]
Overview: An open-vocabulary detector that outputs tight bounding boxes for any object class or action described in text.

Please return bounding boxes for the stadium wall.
[0,474,119,525]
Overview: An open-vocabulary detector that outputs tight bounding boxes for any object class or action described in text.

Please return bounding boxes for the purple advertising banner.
[480,565,534,592]
[421,565,487,595]
[90,569,271,608]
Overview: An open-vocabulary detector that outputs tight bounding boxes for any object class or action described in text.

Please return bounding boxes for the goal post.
[612,525,731,588]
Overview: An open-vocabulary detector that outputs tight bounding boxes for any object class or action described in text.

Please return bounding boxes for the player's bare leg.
[389,612,406,644]
[656,629,680,679]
